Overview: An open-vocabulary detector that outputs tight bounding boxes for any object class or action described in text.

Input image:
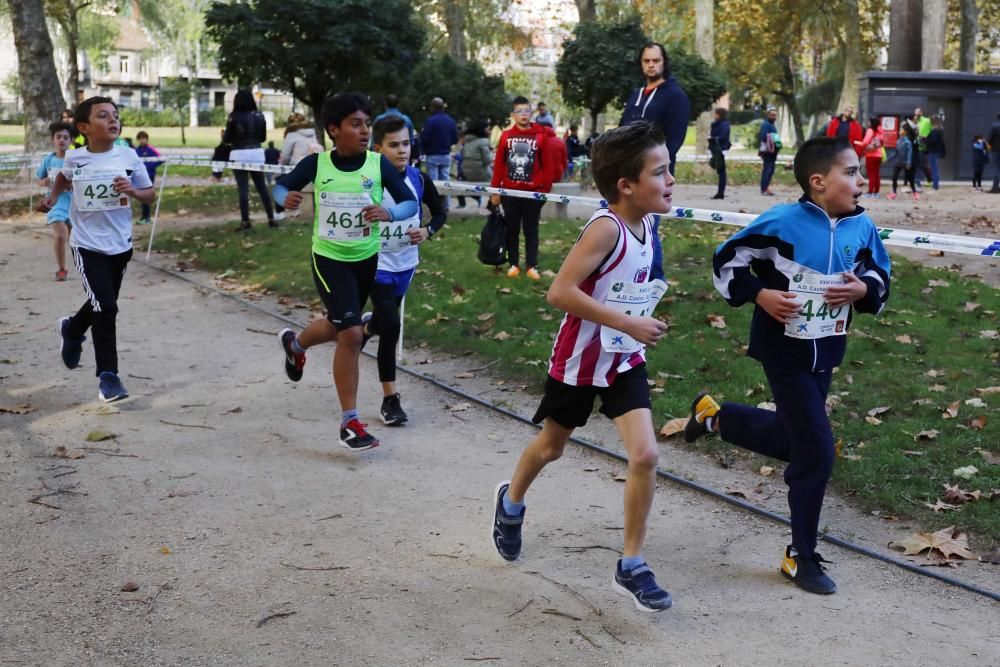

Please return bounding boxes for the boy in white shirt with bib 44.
[43,97,156,402]
[491,121,674,613]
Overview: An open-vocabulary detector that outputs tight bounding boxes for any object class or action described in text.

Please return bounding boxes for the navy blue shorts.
[374,267,416,298]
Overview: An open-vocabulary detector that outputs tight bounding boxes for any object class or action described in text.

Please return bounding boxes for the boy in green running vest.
[273,92,418,451]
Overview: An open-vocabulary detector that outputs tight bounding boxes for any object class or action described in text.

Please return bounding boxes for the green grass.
[156,212,1000,545]
[0,124,285,149]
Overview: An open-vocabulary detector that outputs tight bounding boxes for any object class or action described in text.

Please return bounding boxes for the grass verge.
[155,210,1000,545]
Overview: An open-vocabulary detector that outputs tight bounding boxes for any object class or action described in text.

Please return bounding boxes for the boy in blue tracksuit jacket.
[684,137,891,596]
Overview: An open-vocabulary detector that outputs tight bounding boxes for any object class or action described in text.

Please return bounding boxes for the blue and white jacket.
[713,197,891,372]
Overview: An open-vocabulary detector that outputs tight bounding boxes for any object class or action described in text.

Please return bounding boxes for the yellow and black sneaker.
[684,391,720,442]
[780,546,837,595]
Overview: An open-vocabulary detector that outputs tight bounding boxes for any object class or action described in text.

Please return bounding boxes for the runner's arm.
[378,155,417,222]
[272,154,319,208]
[420,172,446,237]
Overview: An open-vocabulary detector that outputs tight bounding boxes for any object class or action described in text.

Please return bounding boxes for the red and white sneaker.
[339,418,379,451]
[278,328,306,382]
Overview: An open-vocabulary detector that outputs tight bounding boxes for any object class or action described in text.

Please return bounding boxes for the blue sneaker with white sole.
[491,481,524,561]
[57,316,85,369]
[612,560,672,612]
[98,371,128,403]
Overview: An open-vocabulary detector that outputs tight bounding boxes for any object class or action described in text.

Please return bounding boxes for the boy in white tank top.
[491,122,675,612]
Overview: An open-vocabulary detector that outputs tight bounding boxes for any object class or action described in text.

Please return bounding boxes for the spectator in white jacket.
[273,113,322,219]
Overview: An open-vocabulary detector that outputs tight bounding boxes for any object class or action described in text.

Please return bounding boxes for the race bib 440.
[784,272,849,340]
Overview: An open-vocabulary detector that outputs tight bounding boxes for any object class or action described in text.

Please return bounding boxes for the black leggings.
[891,165,919,193]
[67,247,133,376]
[502,196,544,268]
[233,169,274,222]
[367,282,404,382]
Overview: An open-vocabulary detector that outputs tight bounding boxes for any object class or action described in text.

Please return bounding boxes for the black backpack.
[478,207,507,266]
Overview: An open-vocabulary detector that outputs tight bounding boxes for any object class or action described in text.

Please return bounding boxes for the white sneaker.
[274,211,286,221]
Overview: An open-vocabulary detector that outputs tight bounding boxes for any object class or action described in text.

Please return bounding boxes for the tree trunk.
[888,0,922,71]
[958,0,978,73]
[443,0,467,62]
[574,0,596,23]
[777,55,805,148]
[589,108,600,139]
[8,0,67,152]
[921,0,947,70]
[694,0,715,158]
[836,1,862,114]
[54,3,82,107]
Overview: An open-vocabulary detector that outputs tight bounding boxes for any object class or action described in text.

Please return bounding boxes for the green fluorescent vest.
[312,150,383,262]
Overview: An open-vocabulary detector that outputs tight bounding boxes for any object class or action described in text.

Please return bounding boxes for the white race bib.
[784,273,849,340]
[379,219,418,252]
[72,167,128,211]
[600,279,668,353]
[317,191,373,241]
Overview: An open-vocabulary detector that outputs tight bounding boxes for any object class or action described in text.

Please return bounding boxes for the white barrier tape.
[434,180,1000,259]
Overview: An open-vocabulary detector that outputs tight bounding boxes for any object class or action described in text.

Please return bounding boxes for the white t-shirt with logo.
[63,145,152,254]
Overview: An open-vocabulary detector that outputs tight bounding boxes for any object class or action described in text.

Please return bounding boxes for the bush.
[197,107,228,127]
[733,119,763,149]
[727,110,757,125]
[121,107,186,128]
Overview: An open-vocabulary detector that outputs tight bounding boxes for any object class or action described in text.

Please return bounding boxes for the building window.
[139,59,148,76]
[197,92,210,111]
[140,90,150,108]
[119,91,132,108]
[99,60,110,75]
[214,91,225,108]
[119,56,129,74]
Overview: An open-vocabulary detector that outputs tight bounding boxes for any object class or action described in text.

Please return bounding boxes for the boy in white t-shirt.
[491,121,674,613]
[36,121,74,281]
[42,96,156,402]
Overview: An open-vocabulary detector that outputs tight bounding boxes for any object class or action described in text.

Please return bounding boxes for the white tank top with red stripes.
[548,209,654,387]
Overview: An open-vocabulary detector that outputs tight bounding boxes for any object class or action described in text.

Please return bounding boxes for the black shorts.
[532,364,651,429]
[311,252,378,329]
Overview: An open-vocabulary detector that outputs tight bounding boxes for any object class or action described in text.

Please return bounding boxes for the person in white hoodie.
[274,113,322,219]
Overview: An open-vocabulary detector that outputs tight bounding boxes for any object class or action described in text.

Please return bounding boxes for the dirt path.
[2,222,999,665]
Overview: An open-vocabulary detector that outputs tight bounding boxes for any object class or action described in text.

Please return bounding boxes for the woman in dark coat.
[709,107,731,200]
[224,89,276,231]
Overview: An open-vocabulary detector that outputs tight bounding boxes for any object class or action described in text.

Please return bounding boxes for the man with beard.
[619,42,690,282]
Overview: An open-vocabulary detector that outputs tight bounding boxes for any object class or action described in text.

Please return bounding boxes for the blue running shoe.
[98,372,129,403]
[491,481,524,561]
[57,316,85,369]
[612,560,672,612]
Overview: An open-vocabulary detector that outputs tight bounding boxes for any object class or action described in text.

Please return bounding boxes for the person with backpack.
[488,96,560,281]
[759,107,781,196]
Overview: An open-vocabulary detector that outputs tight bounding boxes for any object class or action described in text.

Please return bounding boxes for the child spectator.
[888,124,919,200]
[684,137,891,595]
[264,140,280,187]
[134,130,162,224]
[492,121,674,612]
[855,117,884,198]
[972,134,987,191]
[36,121,74,280]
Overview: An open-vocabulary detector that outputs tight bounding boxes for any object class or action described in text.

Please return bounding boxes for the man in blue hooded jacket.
[619,42,691,282]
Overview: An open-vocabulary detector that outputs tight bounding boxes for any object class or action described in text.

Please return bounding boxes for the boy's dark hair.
[323,92,372,130]
[232,89,257,113]
[372,116,408,145]
[385,94,399,108]
[590,121,666,203]
[714,107,728,119]
[638,42,670,77]
[267,140,275,148]
[136,130,149,140]
[74,96,117,128]
[793,137,853,192]
[511,95,530,109]
[49,121,73,137]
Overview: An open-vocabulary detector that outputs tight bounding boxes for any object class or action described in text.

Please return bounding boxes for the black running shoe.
[380,393,408,426]
[491,481,524,561]
[612,560,673,612]
[684,391,720,443]
[278,328,305,382]
[57,316,85,369]
[780,546,837,594]
[339,418,379,451]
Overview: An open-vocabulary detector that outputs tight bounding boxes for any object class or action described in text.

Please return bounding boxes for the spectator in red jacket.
[489,95,560,281]
[826,107,864,156]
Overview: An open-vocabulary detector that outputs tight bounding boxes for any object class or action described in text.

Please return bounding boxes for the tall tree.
[922,0,947,70]
[8,0,66,151]
[574,0,596,22]
[888,0,922,71]
[958,0,978,72]
[46,0,120,106]
[694,0,715,156]
[442,0,467,61]
[401,55,508,126]
[413,0,525,64]
[206,0,424,144]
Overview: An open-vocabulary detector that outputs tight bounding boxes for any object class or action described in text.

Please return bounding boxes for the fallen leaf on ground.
[706,314,727,329]
[925,499,960,513]
[974,386,1000,395]
[942,401,960,419]
[970,415,988,430]
[759,465,775,476]
[978,449,1000,465]
[928,384,947,393]
[963,301,981,312]
[914,430,939,441]
[888,526,977,561]
[894,334,912,344]
[493,331,511,341]
[912,398,934,406]
[85,430,117,442]
[942,484,981,504]
[953,465,979,479]
[756,401,776,411]
[659,417,687,438]
[497,287,512,295]
[979,330,999,340]
[53,445,85,460]
[865,415,882,426]
[454,372,475,379]
[925,369,946,378]
[965,397,987,408]
[159,547,171,555]
[95,405,120,415]
[927,279,951,288]
[867,406,891,417]
[0,404,34,414]
[476,312,494,322]
[725,483,773,503]
[449,402,472,412]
